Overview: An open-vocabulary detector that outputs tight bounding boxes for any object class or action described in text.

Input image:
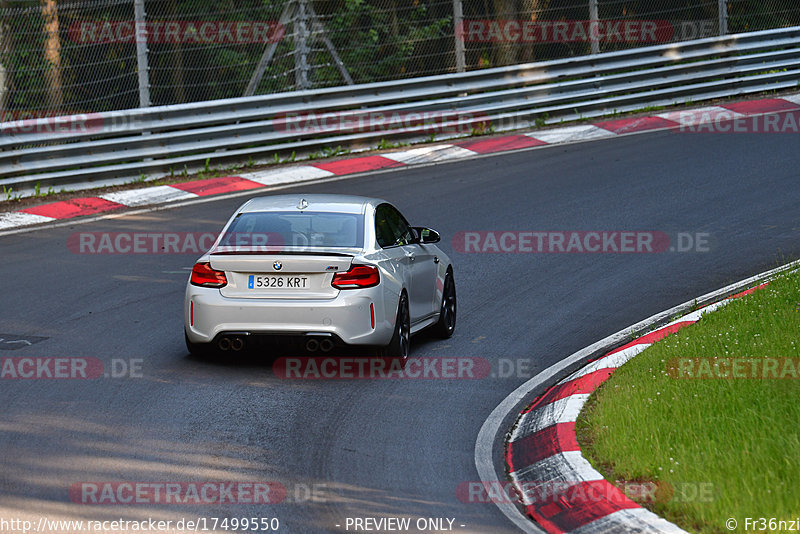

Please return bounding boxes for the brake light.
[190,262,227,288]
[331,265,380,289]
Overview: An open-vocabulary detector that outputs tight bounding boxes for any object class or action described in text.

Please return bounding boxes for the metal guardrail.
[2,26,800,195]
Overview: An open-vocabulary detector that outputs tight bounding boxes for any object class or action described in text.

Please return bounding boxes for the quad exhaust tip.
[306,337,334,353]
[218,334,331,353]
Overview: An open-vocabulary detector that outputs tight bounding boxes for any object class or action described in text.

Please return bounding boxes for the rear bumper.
[184,285,394,346]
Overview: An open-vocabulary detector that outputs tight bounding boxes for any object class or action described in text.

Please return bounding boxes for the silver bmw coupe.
[184,194,456,359]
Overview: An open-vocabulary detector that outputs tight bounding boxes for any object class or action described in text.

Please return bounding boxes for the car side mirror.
[414,227,441,244]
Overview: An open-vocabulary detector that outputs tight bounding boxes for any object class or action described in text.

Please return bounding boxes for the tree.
[0,0,9,114]
[41,0,62,111]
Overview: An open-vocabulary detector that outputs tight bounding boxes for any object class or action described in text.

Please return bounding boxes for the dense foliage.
[0,0,798,114]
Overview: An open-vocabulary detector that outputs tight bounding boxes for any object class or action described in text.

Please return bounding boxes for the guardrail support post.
[453,0,465,72]
[134,0,150,108]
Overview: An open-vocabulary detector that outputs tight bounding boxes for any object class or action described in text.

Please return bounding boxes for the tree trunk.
[167,0,185,103]
[0,0,9,114]
[518,0,545,63]
[492,0,546,65]
[41,0,63,112]
[492,0,517,66]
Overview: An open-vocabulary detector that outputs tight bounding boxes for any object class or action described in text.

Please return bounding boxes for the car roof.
[238,194,388,215]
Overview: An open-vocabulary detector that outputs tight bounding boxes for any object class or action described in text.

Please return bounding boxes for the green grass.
[376,138,409,150]
[576,269,800,534]
[308,145,350,160]
[2,185,23,202]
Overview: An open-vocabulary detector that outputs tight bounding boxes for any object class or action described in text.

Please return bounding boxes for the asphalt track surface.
[1,127,799,533]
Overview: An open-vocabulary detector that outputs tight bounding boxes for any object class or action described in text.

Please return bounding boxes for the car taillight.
[331,265,380,289]
[190,262,227,288]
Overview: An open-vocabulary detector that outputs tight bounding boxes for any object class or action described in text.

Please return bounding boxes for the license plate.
[248,274,310,289]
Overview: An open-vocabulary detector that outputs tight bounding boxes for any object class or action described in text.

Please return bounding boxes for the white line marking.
[527,125,616,144]
[381,145,478,164]
[781,94,800,106]
[656,106,743,125]
[0,211,55,229]
[240,165,335,185]
[100,185,198,207]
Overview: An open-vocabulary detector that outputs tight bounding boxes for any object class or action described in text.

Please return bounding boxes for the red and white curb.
[503,283,768,534]
[1,94,798,232]
[474,262,799,534]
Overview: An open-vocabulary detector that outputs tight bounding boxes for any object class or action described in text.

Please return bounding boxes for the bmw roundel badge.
[273,261,282,271]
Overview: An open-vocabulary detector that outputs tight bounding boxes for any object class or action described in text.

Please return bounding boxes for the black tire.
[185,331,213,358]
[432,269,456,339]
[379,292,410,361]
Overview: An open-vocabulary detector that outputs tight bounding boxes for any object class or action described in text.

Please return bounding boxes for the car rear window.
[220,211,364,249]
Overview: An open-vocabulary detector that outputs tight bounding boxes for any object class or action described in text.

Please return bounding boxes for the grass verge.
[576,269,800,534]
